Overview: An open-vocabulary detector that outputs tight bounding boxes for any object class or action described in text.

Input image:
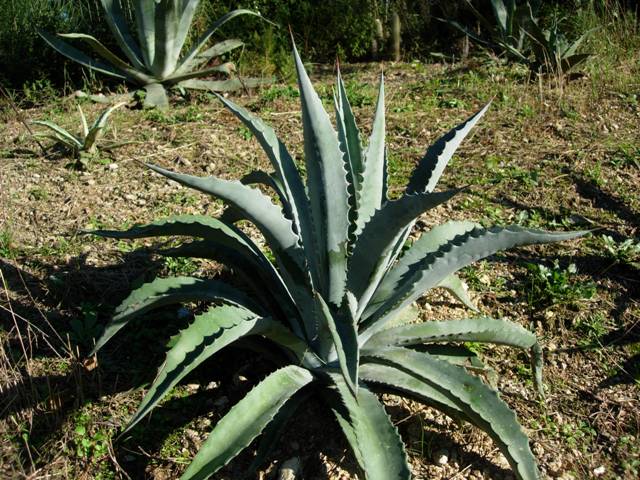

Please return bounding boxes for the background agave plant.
[40,1,268,108]
[33,101,126,160]
[90,44,587,480]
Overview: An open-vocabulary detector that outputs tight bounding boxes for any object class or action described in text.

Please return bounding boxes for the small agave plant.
[41,1,268,108]
[33,102,126,160]
[90,45,585,480]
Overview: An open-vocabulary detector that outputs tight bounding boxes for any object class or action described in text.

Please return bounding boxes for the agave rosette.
[41,1,269,108]
[91,44,585,479]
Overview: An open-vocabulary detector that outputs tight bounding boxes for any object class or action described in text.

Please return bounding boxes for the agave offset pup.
[91,45,585,480]
[33,102,126,161]
[41,1,268,108]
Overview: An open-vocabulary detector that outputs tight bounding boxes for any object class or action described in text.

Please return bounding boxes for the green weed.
[525,260,596,310]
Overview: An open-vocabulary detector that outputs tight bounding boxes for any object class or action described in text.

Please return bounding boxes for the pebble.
[593,466,605,476]
[108,163,118,170]
[433,449,448,466]
[278,457,301,480]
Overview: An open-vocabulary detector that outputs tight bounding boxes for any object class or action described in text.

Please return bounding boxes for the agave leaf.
[362,226,588,338]
[140,171,318,339]
[177,38,244,74]
[144,165,307,281]
[84,101,127,152]
[32,121,83,149]
[151,0,207,78]
[359,362,465,419]
[39,31,128,80]
[57,33,151,84]
[367,220,479,316]
[179,77,273,91]
[124,304,282,433]
[132,0,156,67]
[357,74,386,231]
[249,389,311,472]
[177,9,264,75]
[334,66,364,195]
[332,407,365,471]
[166,62,233,84]
[100,0,146,70]
[317,294,358,395]
[364,317,538,351]
[348,188,462,307]
[293,42,350,305]
[368,347,540,480]
[329,373,411,480]
[180,365,312,480]
[406,103,491,194]
[90,276,258,355]
[215,94,322,289]
[77,106,89,138]
[437,274,478,311]
[155,239,306,340]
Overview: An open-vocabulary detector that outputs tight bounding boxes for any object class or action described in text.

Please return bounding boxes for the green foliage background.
[0,0,636,90]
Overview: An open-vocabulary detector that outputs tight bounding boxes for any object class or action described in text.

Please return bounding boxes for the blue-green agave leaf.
[406,103,490,194]
[180,366,313,480]
[367,347,540,480]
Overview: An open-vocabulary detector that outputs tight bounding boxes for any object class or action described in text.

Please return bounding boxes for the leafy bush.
[90,45,586,479]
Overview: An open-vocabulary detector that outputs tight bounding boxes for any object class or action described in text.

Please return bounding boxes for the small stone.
[278,457,301,480]
[433,449,448,466]
[136,198,147,206]
[108,163,118,170]
[124,194,136,201]
[592,466,605,476]
[86,179,95,186]
[185,384,199,393]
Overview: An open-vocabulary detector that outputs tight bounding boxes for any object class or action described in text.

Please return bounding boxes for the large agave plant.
[41,1,267,108]
[91,45,586,480]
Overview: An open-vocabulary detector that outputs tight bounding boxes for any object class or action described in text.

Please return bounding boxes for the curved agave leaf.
[39,31,128,80]
[56,33,151,85]
[366,220,478,316]
[178,78,274,92]
[181,366,313,480]
[124,304,281,433]
[364,317,537,350]
[348,188,462,307]
[31,121,82,149]
[90,214,263,257]
[177,9,264,76]
[406,103,490,195]
[166,62,233,84]
[367,347,540,480]
[437,273,478,311]
[100,0,146,70]
[249,389,311,472]
[357,74,386,231]
[132,0,156,68]
[359,362,465,419]
[180,38,244,73]
[293,42,350,305]
[90,276,258,355]
[362,226,587,337]
[84,101,127,152]
[329,373,411,480]
[214,94,320,287]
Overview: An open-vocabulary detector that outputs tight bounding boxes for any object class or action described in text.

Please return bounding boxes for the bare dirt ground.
[1,55,639,480]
